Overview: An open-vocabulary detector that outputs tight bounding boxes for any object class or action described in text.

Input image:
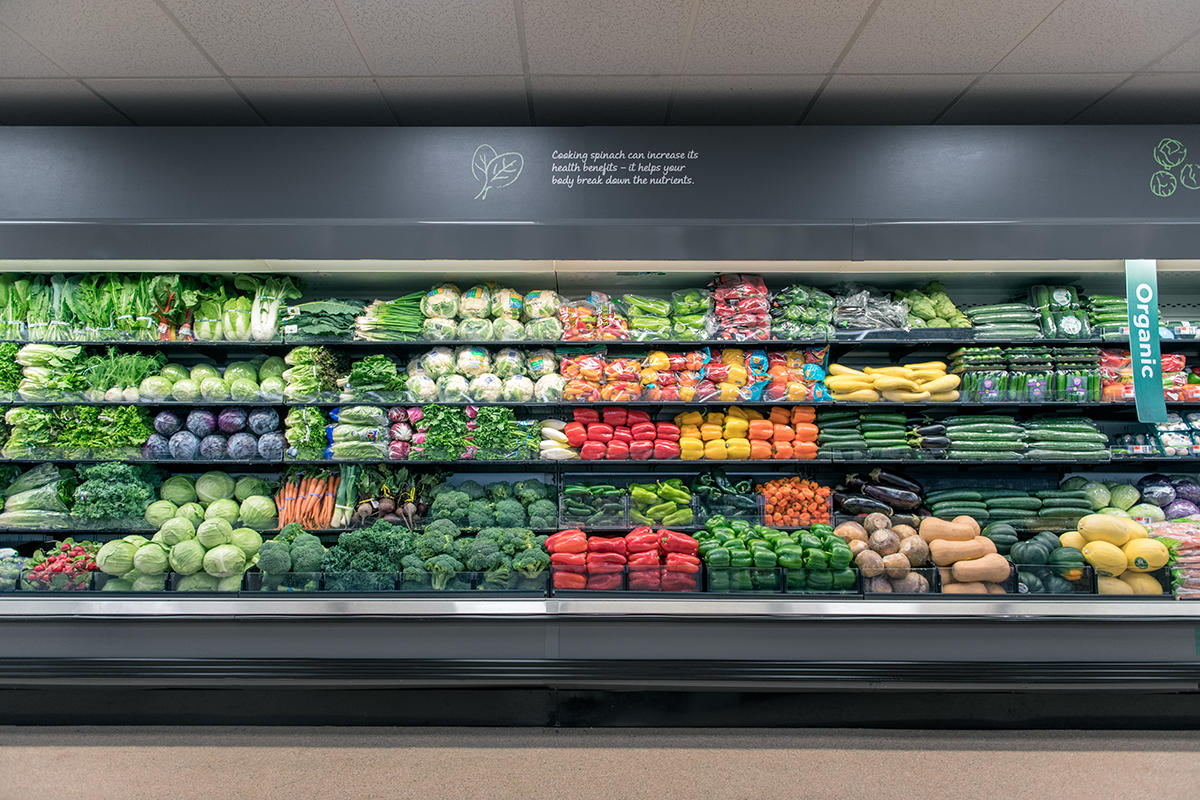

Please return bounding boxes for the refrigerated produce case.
[1,125,1199,712]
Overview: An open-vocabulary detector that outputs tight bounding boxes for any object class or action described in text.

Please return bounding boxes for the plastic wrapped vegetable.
[523,290,560,320]
[420,347,456,379]
[456,317,493,341]
[492,348,525,379]
[525,349,557,378]
[420,284,460,319]
[491,288,524,319]
[502,375,534,402]
[671,313,709,340]
[455,346,492,376]
[422,317,458,341]
[629,315,672,341]
[468,373,503,403]
[458,285,492,319]
[670,288,710,316]
[491,317,526,341]
[437,375,471,402]
[619,294,671,318]
[533,374,564,402]
[524,316,563,341]
[406,374,438,403]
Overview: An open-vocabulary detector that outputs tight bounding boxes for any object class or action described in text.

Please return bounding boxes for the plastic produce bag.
[421,317,457,341]
[670,288,710,316]
[458,285,492,319]
[619,294,671,318]
[629,315,671,341]
[420,284,460,319]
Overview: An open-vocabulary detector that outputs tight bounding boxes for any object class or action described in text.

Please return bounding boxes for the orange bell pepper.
[773,441,794,459]
[790,406,816,425]
[749,440,773,459]
[699,423,723,441]
[792,440,818,460]
[768,407,791,426]
[772,424,795,442]
[747,419,774,441]
[793,422,819,442]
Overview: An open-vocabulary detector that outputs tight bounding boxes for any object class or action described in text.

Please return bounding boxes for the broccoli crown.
[289,536,327,573]
[429,490,470,526]
[526,498,557,528]
[466,498,495,530]
[500,528,534,557]
[276,522,307,546]
[256,540,292,575]
[464,537,503,572]
[333,522,414,570]
[400,554,429,585]
[414,529,456,561]
[424,554,463,590]
[456,480,487,501]
[451,535,475,564]
[485,481,512,502]
[476,526,505,543]
[512,479,550,506]
[493,498,527,528]
[479,556,513,589]
[423,518,461,541]
[513,547,550,579]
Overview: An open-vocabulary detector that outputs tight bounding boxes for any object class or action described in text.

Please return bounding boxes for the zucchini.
[1034,489,1088,499]
[949,449,1024,461]
[986,509,1036,521]
[945,423,1026,435]
[926,489,983,503]
[859,422,908,433]
[858,413,907,424]
[1025,448,1109,460]
[985,496,1042,510]
[863,430,908,441]
[1023,440,1106,451]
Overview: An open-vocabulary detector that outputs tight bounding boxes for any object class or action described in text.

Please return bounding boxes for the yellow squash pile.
[825,361,961,403]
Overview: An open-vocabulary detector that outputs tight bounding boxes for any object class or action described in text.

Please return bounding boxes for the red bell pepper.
[653,440,681,460]
[662,572,699,592]
[553,571,587,590]
[580,441,607,460]
[625,527,660,554]
[629,440,654,460]
[627,550,661,566]
[655,422,681,441]
[562,421,588,448]
[665,552,701,571]
[611,426,633,444]
[588,537,626,556]
[626,409,652,425]
[631,421,657,441]
[586,573,623,591]
[628,564,662,590]
[573,409,600,424]
[660,530,700,556]
[605,440,630,460]
[601,408,627,426]
[587,551,627,566]
[586,423,614,442]
[545,530,587,554]
[550,553,586,573]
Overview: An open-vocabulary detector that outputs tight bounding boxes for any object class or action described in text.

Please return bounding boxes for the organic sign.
[1125,258,1167,423]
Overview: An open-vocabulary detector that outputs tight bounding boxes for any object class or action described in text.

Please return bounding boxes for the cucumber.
[931,505,990,519]
[945,424,1026,435]
[976,489,1033,499]
[949,449,1024,461]
[985,497,1042,510]
[1025,448,1109,460]
[859,422,908,433]
[1034,489,1090,500]
[1023,440,1106,451]
[986,509,1035,521]
[941,416,1019,425]
[967,303,1039,315]
[1037,507,1086,518]
[818,419,861,430]
[931,501,989,513]
[926,489,983,503]
[1024,430,1109,443]
[867,446,913,455]
[946,441,1026,451]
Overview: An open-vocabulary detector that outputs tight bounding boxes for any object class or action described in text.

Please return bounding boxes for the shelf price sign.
[1125,258,1167,423]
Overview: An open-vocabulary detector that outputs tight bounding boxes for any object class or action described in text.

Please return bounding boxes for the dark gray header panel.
[1,126,1198,259]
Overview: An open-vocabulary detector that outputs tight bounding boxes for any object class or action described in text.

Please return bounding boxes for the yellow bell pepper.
[679,437,704,460]
[717,382,742,401]
[725,364,748,385]
[742,407,764,421]
[679,424,701,440]
[720,349,745,364]
[703,439,728,460]
[678,385,695,402]
[643,351,670,371]
[722,417,749,438]
[705,412,725,426]
[699,423,724,441]
[675,410,704,426]
[724,437,751,460]
[726,406,749,420]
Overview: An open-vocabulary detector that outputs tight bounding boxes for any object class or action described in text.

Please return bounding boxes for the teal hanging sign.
[1125,259,1167,423]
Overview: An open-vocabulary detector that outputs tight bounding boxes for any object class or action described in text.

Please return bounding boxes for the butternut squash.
[919,517,975,543]
[951,552,1012,583]
[952,515,981,537]
[938,566,954,585]
[930,536,992,566]
[985,583,1008,594]
[941,581,988,594]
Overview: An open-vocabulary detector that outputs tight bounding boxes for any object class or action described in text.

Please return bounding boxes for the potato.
[865,576,892,593]
[892,524,918,540]
[882,552,911,579]
[898,536,930,567]
[855,549,885,578]
[868,529,900,556]
[891,572,929,594]
[863,512,892,534]
[834,521,868,543]
[848,539,868,557]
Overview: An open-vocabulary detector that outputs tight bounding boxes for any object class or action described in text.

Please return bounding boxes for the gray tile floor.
[0,727,1196,799]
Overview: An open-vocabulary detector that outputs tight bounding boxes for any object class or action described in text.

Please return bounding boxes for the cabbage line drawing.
[1150,138,1196,197]
[472,144,524,200]
[1154,137,1187,169]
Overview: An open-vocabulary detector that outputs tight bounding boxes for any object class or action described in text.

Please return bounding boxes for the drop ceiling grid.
[0,0,1198,124]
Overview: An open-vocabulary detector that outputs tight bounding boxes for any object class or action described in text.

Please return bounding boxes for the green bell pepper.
[752,567,779,591]
[806,569,834,591]
[828,545,853,570]
[798,533,822,550]
[785,568,806,591]
[831,568,856,591]
[752,550,778,569]
[775,546,805,569]
[705,546,731,568]
[729,520,752,534]
[704,514,729,530]
[728,550,754,568]
[803,548,828,569]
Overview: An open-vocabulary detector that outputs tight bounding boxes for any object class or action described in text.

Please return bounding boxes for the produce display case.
[1,125,1199,709]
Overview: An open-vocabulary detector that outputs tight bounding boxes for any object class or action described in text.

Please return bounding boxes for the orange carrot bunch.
[276,472,340,530]
[758,477,831,527]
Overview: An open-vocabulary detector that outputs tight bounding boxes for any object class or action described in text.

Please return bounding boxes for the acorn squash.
[1047,546,1086,581]
[1010,539,1050,566]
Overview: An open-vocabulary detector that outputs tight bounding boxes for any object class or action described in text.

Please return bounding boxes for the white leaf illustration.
[486,152,524,189]
[472,144,497,183]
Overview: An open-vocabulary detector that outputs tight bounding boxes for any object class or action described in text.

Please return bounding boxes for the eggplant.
[844,474,868,493]
[863,483,921,511]
[891,513,920,529]
[838,494,893,515]
[868,468,923,495]
[917,436,951,449]
[913,424,946,437]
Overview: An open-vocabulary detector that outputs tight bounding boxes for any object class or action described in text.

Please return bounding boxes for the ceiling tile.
[339,0,521,76]
[1151,31,1200,70]
[994,0,1200,73]
[231,77,394,124]
[377,76,528,124]
[670,75,824,124]
[805,73,975,124]
[523,0,691,75]
[86,78,260,124]
[159,0,366,77]
[0,22,66,77]
[0,78,129,123]
[0,0,216,77]
[839,0,1060,74]
[939,73,1129,124]
[1073,72,1200,123]
[685,0,874,74]
[530,76,670,124]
